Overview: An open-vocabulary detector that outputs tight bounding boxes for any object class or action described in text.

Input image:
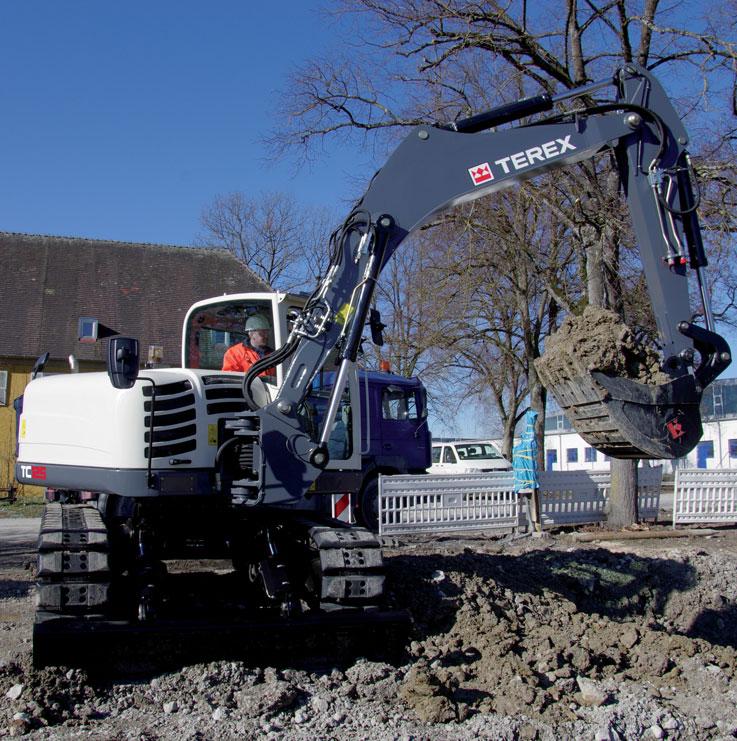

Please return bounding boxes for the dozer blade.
[539,368,702,460]
[33,608,411,675]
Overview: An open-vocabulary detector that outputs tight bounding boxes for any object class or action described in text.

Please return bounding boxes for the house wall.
[542,431,611,472]
[684,417,737,470]
[543,418,737,473]
[0,358,104,498]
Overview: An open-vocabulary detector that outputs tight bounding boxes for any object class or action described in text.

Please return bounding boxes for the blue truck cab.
[302,369,431,529]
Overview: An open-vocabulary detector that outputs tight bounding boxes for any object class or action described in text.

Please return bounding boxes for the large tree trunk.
[586,222,640,528]
[608,459,639,528]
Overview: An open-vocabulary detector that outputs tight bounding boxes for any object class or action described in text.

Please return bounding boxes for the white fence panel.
[379,473,520,536]
[379,466,662,535]
[673,469,737,526]
[538,466,661,525]
[538,471,605,525]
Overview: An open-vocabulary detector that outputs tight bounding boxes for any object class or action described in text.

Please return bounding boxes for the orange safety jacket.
[221,343,275,376]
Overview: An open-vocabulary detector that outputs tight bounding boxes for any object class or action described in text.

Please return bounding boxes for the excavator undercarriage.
[33,501,404,671]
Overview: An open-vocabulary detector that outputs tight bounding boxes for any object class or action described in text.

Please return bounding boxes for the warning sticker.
[336,303,355,326]
[208,424,217,446]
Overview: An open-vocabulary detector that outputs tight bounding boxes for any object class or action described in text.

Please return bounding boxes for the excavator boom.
[232,64,731,502]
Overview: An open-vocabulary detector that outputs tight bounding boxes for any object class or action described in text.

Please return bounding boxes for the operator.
[221,314,275,377]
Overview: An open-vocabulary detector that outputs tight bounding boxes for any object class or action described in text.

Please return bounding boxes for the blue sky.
[2,3,733,437]
[0,1,356,246]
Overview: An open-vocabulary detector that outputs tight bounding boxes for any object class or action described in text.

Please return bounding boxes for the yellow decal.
[20,420,26,439]
[335,303,355,326]
[208,424,217,446]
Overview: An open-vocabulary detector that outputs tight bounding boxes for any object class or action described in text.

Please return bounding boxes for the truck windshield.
[185,299,274,374]
[297,376,353,460]
[454,443,503,460]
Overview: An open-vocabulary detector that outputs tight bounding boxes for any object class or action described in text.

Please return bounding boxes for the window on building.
[584,447,597,463]
[546,450,557,463]
[697,440,714,470]
[567,448,578,463]
[0,370,7,406]
[730,440,737,459]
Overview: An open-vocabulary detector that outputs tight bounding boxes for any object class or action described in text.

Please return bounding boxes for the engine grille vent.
[204,384,247,415]
[143,380,197,459]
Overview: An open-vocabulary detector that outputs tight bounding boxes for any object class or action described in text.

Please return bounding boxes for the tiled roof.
[1,232,269,364]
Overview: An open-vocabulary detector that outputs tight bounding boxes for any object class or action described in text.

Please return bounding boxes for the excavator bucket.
[537,318,731,460]
[537,365,702,459]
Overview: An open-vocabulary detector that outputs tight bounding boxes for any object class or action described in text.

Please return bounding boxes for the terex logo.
[20,465,46,480]
[494,135,576,175]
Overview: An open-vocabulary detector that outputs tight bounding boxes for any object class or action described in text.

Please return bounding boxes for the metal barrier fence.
[539,467,662,525]
[673,469,737,526]
[378,473,521,536]
[378,466,663,536]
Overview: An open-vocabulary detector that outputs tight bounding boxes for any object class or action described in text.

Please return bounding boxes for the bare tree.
[198,191,334,291]
[271,0,737,525]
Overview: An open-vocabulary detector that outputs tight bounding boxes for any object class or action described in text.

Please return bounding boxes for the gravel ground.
[2,522,737,739]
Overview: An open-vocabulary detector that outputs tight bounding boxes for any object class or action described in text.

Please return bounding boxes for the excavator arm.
[230,63,730,507]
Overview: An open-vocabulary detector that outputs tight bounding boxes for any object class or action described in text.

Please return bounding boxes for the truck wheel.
[357,478,379,533]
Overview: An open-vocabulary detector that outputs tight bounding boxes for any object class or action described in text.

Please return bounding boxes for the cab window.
[186,299,274,379]
[443,447,457,464]
[431,446,442,464]
[381,385,419,421]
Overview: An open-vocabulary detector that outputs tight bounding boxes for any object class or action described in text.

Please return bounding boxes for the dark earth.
[535,306,669,386]
[2,517,737,739]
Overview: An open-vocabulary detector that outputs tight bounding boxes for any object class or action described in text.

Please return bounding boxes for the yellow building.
[1,232,266,499]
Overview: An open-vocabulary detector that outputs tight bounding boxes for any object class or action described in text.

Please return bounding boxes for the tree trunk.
[607,458,639,528]
[586,221,640,528]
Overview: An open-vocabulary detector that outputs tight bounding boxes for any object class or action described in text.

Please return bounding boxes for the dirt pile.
[386,536,737,736]
[535,306,669,386]
[2,531,737,739]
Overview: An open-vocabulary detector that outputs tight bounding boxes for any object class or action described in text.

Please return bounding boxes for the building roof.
[1,232,269,365]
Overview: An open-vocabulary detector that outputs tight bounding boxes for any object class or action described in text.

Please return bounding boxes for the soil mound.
[536,307,668,385]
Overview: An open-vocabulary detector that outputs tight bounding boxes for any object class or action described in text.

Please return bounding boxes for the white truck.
[429,440,510,475]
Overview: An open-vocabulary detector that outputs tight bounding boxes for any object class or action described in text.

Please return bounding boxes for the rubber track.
[36,503,110,614]
[309,526,385,607]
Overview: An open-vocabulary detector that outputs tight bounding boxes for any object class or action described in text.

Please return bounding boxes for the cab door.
[378,383,427,469]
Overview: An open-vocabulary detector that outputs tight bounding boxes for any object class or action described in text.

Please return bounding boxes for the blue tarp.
[513,409,540,493]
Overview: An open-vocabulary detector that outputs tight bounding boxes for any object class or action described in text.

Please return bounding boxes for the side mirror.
[108,337,140,389]
[31,352,50,380]
[369,309,386,347]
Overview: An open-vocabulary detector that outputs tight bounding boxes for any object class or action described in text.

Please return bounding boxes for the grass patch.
[0,495,45,518]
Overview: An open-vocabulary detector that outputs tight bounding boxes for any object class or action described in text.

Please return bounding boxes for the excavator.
[16,63,731,667]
